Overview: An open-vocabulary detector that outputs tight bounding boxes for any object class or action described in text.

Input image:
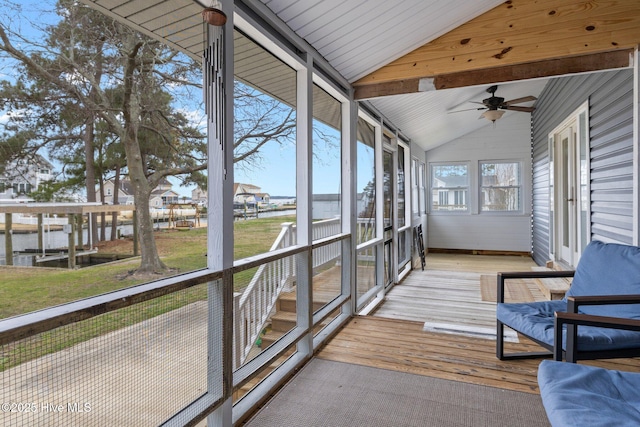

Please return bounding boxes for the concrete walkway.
[2,301,211,426]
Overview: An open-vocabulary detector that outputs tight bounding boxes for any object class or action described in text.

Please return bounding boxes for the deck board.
[316,253,640,395]
[373,253,544,329]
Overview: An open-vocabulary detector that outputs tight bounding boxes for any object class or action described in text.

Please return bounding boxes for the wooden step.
[531,266,571,300]
[259,329,286,349]
[262,306,341,348]
[271,311,297,332]
[277,294,326,313]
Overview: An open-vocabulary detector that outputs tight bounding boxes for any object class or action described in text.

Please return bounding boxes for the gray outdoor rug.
[245,358,550,427]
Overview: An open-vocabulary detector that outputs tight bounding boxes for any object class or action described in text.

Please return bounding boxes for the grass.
[0,215,295,319]
[0,215,295,371]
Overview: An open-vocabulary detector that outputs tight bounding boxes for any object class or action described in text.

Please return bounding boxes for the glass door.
[551,105,589,268]
[383,149,394,288]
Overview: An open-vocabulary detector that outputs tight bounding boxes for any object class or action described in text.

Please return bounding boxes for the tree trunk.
[84,122,99,244]
[111,166,121,241]
[122,134,166,273]
[98,173,106,241]
[134,184,166,273]
[121,39,167,275]
[86,41,104,244]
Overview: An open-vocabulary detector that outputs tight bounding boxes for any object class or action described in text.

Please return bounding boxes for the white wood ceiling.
[81,0,549,150]
[259,0,503,83]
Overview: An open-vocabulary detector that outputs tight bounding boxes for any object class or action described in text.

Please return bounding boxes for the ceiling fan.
[450,85,537,123]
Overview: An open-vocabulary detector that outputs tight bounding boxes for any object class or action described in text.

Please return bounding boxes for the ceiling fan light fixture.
[482,110,505,122]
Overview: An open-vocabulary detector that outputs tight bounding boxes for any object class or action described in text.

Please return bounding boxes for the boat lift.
[0,202,136,268]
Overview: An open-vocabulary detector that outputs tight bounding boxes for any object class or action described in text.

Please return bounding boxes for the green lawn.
[0,215,296,319]
[0,215,296,371]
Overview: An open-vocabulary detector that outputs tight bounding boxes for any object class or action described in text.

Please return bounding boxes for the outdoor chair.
[496,240,640,362]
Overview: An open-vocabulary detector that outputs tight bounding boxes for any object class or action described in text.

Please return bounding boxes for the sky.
[0,0,359,200]
[233,122,344,198]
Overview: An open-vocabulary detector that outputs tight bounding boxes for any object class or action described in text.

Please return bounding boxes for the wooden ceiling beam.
[355,49,633,99]
[354,0,640,98]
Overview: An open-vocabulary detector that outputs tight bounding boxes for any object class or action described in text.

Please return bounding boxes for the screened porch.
[1,0,639,426]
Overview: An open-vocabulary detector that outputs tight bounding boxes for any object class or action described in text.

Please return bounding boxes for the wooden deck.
[316,253,640,394]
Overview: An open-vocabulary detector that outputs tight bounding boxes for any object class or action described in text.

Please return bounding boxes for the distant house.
[234,183,270,209]
[191,187,207,205]
[102,178,180,207]
[0,154,54,202]
[431,175,468,211]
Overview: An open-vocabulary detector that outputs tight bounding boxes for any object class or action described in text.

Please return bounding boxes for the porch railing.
[233,217,342,367]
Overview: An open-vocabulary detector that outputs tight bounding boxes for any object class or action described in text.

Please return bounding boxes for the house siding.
[426,112,533,252]
[531,69,634,265]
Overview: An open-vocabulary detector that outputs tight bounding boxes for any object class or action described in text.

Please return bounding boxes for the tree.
[0,0,205,275]
[29,179,71,202]
[0,0,338,277]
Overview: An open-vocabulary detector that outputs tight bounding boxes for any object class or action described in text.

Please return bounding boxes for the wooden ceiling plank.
[354,49,630,93]
[365,29,637,83]
[358,22,639,84]
[430,0,638,42]
[354,50,632,99]
[449,0,614,25]
[354,79,421,99]
[431,50,633,89]
[355,0,640,87]
[395,13,640,64]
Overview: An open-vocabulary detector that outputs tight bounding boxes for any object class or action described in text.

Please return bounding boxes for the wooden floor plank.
[316,254,640,396]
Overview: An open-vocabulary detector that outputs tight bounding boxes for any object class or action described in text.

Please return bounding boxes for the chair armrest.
[567,294,640,312]
[553,311,640,361]
[496,271,575,303]
[555,311,640,331]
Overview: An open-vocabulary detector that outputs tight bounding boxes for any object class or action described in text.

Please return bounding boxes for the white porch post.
[344,98,357,315]
[374,120,384,289]
[204,1,234,425]
[633,46,640,246]
[296,54,313,357]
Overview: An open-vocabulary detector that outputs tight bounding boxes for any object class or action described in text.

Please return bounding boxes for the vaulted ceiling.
[79,0,640,150]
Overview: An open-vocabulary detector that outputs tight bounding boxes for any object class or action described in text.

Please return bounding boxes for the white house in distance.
[0,154,54,202]
[233,183,270,209]
[102,178,181,207]
[191,186,207,206]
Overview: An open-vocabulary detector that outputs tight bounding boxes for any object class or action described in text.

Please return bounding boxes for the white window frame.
[429,162,470,213]
[411,158,419,217]
[479,160,523,213]
[419,161,426,215]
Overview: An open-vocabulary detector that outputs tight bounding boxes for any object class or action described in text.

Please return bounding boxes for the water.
[0,225,131,256]
[0,224,136,266]
[0,210,296,265]
[234,209,296,220]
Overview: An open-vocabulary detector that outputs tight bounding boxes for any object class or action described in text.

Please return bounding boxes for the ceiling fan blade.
[506,106,535,113]
[448,107,486,114]
[504,96,537,106]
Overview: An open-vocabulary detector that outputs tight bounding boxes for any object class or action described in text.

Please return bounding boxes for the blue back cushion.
[565,240,640,318]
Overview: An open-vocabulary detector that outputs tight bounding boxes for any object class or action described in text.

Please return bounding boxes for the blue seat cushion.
[538,360,640,427]
[497,300,565,347]
[497,300,640,351]
[566,240,640,318]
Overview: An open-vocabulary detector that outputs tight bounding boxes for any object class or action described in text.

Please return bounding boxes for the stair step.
[271,311,298,332]
[277,293,328,313]
[260,329,286,349]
